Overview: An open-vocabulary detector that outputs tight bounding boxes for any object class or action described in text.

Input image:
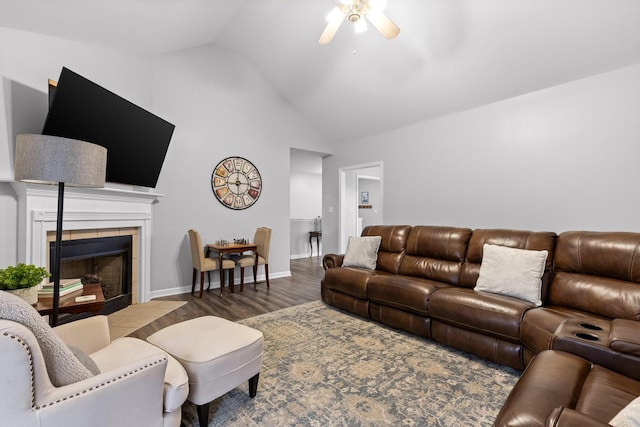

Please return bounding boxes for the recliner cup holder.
[575,332,600,341]
[579,323,603,331]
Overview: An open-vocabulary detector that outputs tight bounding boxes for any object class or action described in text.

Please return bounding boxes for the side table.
[206,243,258,295]
[35,283,105,324]
[309,231,322,257]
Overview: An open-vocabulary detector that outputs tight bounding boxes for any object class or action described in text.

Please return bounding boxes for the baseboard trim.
[147,270,292,300]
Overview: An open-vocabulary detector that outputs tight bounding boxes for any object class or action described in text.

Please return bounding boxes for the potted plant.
[0,263,50,305]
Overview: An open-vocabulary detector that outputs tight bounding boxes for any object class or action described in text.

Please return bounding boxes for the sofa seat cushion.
[495,350,640,427]
[521,306,610,355]
[429,287,534,341]
[367,274,452,316]
[323,266,380,299]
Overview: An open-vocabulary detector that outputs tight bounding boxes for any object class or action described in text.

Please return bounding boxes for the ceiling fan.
[318,0,400,45]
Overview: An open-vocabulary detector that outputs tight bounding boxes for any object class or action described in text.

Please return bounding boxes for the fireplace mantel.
[11,182,163,304]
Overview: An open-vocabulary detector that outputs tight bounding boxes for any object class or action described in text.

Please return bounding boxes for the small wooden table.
[207,243,258,296]
[35,283,105,323]
[309,231,322,257]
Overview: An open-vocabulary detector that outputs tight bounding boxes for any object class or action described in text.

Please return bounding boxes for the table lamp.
[14,134,107,326]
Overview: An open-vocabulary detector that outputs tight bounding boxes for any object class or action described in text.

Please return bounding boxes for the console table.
[309,231,322,257]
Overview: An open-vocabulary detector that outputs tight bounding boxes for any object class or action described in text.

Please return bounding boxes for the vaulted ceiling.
[2,0,640,143]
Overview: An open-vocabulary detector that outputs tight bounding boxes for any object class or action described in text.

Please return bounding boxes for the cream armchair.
[0,314,188,427]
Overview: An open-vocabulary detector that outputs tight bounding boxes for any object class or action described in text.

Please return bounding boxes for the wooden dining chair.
[236,227,272,289]
[188,229,235,298]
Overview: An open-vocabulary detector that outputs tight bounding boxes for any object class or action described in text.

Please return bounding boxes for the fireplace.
[51,235,133,314]
[12,181,161,306]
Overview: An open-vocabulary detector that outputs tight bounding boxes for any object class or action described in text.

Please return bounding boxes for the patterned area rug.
[181,301,520,426]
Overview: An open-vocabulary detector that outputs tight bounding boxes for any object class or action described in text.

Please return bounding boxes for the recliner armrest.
[610,319,640,356]
[36,353,168,427]
[323,254,344,269]
[546,407,611,427]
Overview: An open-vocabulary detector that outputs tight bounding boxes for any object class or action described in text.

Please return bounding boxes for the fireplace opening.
[50,235,132,316]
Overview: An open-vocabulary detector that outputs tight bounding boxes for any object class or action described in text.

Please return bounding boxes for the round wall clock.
[211,156,262,210]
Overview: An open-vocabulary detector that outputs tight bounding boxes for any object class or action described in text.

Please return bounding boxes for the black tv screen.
[42,67,174,188]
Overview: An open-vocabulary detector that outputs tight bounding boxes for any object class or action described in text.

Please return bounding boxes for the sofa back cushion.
[398,226,472,285]
[459,229,557,290]
[361,225,411,274]
[549,231,640,319]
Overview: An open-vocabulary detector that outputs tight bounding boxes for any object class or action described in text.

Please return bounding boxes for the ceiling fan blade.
[318,5,349,45]
[365,10,400,39]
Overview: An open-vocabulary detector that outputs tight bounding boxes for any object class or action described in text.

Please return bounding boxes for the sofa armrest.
[54,315,111,354]
[546,407,611,427]
[323,254,344,270]
[610,319,640,356]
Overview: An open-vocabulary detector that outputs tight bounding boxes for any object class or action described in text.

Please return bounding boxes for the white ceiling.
[2,0,640,143]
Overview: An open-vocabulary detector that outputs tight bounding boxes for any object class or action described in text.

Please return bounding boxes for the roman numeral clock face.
[211,157,262,210]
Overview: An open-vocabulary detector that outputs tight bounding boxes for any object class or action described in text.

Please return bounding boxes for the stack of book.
[38,278,84,299]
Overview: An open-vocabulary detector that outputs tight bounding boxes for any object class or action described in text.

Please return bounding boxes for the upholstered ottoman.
[147,316,264,427]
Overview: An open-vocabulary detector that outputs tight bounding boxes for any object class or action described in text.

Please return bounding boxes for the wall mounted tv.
[42,67,175,188]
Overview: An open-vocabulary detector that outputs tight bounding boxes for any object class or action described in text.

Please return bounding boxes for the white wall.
[150,44,330,294]
[0,27,151,267]
[0,27,332,295]
[322,64,640,255]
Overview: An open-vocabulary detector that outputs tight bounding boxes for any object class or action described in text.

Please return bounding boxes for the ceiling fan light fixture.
[354,16,368,33]
[318,0,399,45]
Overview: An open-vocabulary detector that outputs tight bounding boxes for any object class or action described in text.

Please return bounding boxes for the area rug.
[181,301,520,426]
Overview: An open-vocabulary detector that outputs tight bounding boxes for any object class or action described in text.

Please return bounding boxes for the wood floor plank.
[128,256,324,340]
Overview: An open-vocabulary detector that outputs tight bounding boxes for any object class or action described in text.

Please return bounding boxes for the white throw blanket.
[0,290,93,386]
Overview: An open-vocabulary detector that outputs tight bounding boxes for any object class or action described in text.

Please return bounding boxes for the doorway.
[339,162,383,252]
[290,148,326,258]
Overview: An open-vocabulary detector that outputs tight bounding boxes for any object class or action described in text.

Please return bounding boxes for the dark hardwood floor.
[128,256,325,340]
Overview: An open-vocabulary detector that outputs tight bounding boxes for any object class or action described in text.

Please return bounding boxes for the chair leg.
[229,269,235,292]
[219,268,225,297]
[248,373,260,398]
[253,264,258,291]
[265,264,270,288]
[196,402,210,427]
[191,268,197,294]
[199,271,205,298]
[240,267,245,292]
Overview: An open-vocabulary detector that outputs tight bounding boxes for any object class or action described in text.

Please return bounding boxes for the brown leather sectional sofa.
[321,225,640,426]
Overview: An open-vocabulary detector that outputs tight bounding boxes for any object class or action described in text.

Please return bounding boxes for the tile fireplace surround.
[11,182,162,304]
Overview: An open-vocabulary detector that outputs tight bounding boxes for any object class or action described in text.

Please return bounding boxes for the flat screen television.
[42,67,175,188]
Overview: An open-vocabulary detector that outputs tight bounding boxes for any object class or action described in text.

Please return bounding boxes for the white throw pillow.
[0,290,94,386]
[342,236,383,270]
[474,244,548,306]
[611,396,640,427]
